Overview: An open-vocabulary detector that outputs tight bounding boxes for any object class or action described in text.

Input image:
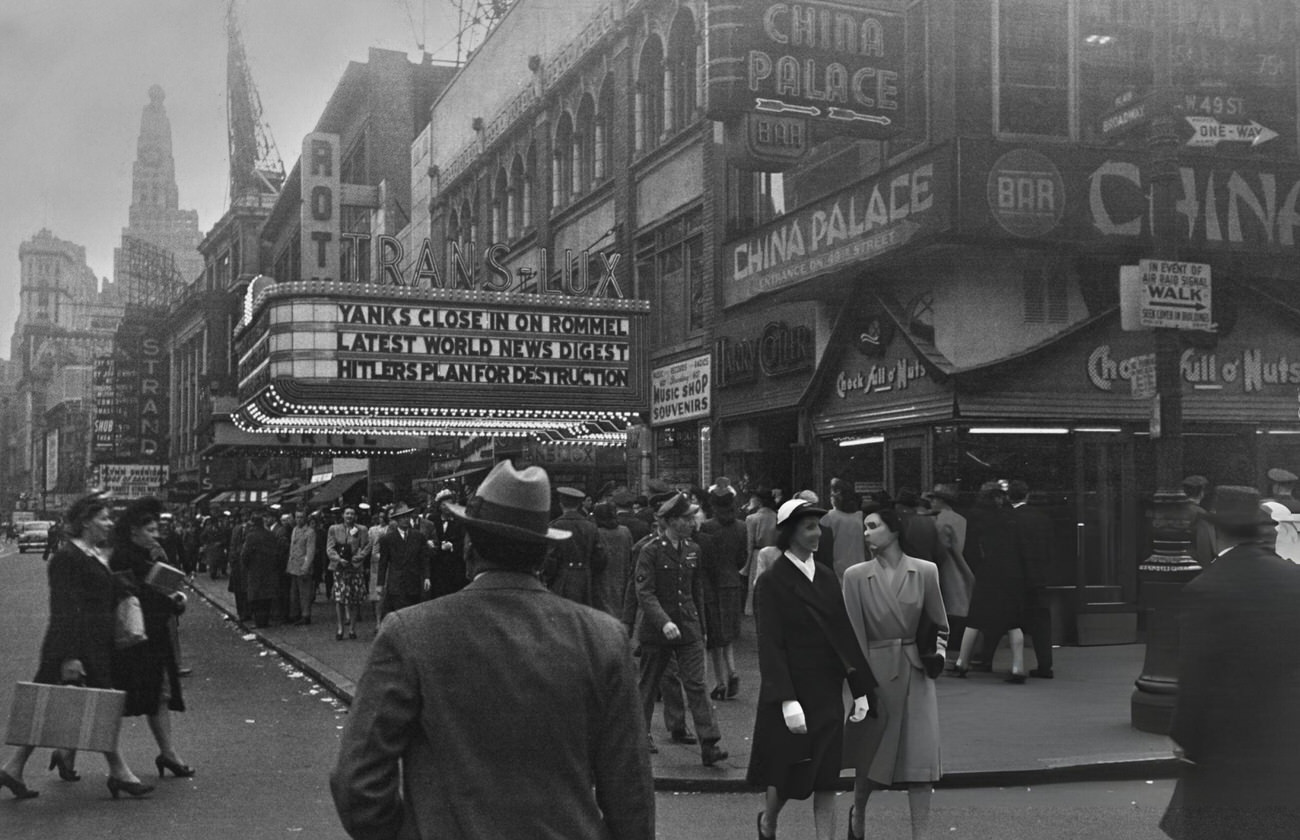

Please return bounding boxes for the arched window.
[553,111,575,208]
[509,154,526,238]
[575,94,597,194]
[666,10,698,134]
[596,75,614,181]
[636,35,664,154]
[494,166,509,242]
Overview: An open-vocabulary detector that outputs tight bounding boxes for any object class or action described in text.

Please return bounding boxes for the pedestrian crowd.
[7,464,1300,840]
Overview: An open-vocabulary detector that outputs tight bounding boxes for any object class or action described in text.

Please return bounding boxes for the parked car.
[17,520,55,554]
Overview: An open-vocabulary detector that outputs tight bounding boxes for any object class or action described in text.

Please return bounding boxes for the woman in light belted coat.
[842,509,949,840]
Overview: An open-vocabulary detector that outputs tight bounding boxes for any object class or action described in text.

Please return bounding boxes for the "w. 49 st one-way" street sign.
[1138,259,1212,330]
[1185,116,1278,148]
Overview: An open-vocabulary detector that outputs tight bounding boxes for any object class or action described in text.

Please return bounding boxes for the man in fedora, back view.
[1161,485,1300,840]
[331,461,653,840]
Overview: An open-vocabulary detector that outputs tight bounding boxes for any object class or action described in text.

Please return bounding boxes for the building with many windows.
[410,0,1300,638]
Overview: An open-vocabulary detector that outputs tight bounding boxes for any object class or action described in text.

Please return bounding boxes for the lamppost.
[1130,0,1203,735]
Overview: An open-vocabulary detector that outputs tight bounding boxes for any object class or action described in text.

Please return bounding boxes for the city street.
[0,542,351,838]
[1,541,1185,838]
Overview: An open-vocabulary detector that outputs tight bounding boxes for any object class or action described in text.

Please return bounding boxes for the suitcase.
[5,682,127,753]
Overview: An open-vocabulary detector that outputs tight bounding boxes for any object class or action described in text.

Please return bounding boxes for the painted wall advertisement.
[961,139,1300,253]
[706,0,907,138]
[651,354,712,426]
[724,146,951,308]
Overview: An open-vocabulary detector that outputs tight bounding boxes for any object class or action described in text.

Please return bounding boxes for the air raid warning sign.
[1138,259,1212,330]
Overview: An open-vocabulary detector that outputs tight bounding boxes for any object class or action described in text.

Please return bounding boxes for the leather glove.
[782,700,807,734]
[849,695,871,722]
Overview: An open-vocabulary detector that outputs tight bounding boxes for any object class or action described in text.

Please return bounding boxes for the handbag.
[113,595,147,650]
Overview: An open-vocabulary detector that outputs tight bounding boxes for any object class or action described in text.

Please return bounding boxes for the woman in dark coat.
[749,499,877,840]
[110,498,194,780]
[0,492,152,800]
[951,481,1028,681]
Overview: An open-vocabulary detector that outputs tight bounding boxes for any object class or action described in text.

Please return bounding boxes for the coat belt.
[866,637,916,680]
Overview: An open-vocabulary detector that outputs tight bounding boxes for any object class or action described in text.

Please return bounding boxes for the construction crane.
[226,0,284,205]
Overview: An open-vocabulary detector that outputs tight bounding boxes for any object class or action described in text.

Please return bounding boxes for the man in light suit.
[331,460,653,840]
[1161,486,1300,839]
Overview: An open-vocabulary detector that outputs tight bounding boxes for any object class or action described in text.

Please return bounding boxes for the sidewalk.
[187,576,1178,792]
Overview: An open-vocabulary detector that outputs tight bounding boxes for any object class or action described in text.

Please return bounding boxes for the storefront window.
[655,423,699,486]
[996,0,1070,137]
[820,439,886,497]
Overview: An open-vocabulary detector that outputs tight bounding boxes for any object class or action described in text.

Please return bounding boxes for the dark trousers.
[946,615,966,657]
[1025,587,1053,670]
[250,598,272,628]
[638,640,720,746]
[234,589,250,622]
[659,656,687,734]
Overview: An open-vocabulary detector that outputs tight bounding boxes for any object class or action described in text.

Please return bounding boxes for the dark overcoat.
[35,542,125,689]
[378,528,430,613]
[544,509,607,609]
[242,525,283,601]
[1161,541,1300,839]
[109,539,184,716]
[747,554,876,799]
[1010,504,1054,589]
[330,571,653,840]
[963,503,1026,633]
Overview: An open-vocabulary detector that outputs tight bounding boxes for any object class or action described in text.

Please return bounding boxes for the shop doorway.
[1073,433,1139,604]
[887,434,928,495]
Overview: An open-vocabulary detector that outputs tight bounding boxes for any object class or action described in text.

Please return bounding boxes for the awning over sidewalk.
[308,471,367,507]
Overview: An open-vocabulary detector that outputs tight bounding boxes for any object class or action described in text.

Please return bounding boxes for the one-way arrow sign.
[1185,116,1278,147]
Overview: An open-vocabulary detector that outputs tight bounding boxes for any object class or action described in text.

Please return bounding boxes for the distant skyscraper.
[113,86,205,291]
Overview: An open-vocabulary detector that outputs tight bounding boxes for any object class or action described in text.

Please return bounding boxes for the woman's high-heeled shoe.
[49,752,80,781]
[1005,671,1027,684]
[107,777,155,799]
[948,663,969,678]
[757,810,774,840]
[710,685,726,701]
[0,769,39,799]
[348,630,357,640]
[336,630,344,641]
[155,755,195,778]
[847,804,864,840]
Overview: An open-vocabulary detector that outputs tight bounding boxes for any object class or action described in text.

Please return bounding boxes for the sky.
[0,0,476,359]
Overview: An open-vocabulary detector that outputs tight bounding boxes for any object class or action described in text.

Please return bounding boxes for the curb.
[187,581,1181,793]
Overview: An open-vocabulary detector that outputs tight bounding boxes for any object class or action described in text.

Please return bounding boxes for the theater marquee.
[232,280,650,437]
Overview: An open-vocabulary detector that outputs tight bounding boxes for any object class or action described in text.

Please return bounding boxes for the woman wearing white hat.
[750,499,876,840]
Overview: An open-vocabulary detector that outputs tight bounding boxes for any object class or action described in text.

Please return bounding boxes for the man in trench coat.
[1161,485,1300,839]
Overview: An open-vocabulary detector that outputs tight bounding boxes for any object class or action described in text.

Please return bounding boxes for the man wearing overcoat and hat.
[1161,485,1300,839]
[331,460,652,840]
[544,486,608,610]
[633,492,729,766]
[376,502,431,615]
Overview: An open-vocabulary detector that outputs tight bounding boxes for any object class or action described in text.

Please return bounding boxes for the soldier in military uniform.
[543,486,608,609]
[633,492,728,766]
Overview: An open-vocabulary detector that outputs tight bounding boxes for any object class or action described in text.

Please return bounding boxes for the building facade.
[7,229,124,511]
[408,0,1300,634]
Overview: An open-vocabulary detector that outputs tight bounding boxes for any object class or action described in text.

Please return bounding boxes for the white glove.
[849,695,870,722]
[782,700,807,734]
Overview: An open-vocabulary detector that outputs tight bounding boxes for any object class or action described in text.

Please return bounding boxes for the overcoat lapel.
[866,564,908,632]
